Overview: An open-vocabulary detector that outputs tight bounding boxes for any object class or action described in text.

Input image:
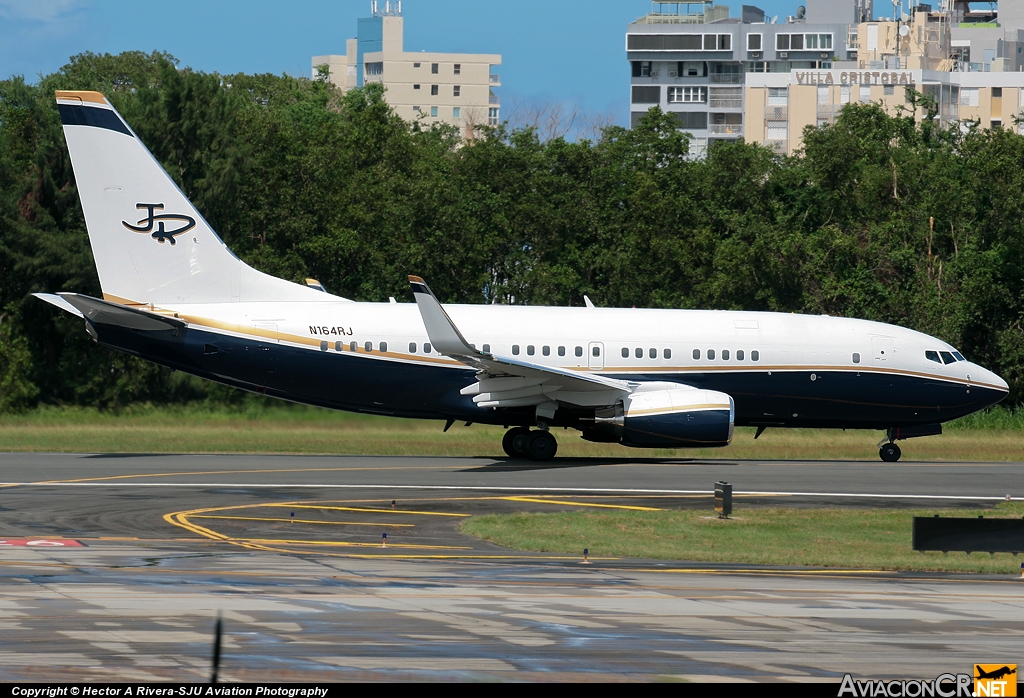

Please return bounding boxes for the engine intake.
[584,383,734,448]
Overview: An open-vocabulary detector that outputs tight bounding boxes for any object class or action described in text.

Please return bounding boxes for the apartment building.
[627,1,860,155]
[628,0,1024,155]
[313,1,501,136]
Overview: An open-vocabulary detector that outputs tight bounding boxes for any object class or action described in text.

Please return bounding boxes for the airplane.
[976,666,1016,681]
[35,91,1009,462]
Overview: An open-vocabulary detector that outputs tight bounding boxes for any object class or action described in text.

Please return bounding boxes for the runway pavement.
[0,453,1022,681]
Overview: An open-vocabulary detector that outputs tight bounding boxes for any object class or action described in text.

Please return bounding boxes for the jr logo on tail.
[122,203,196,245]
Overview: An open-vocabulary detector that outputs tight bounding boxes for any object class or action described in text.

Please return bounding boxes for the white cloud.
[0,0,82,22]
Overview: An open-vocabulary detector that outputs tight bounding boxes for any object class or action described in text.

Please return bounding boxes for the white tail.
[56,91,332,306]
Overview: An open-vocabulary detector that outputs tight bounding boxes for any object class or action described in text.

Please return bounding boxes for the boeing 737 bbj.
[36,91,1009,462]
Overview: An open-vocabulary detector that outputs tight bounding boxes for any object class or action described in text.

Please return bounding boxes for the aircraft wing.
[409,276,630,409]
[35,292,186,332]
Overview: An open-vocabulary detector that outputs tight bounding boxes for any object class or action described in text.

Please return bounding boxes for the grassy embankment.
[461,501,1024,574]
[0,403,1022,459]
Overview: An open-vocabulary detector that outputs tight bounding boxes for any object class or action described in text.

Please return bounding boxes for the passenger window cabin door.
[871,336,893,362]
[588,342,604,370]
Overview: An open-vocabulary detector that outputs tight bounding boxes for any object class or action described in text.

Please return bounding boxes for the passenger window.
[635,347,643,359]
[424,342,431,353]
[365,341,373,352]
[737,350,744,361]
[925,350,941,364]
[708,349,716,360]
[649,348,657,359]
[722,349,730,360]
[940,351,956,365]
[593,346,601,357]
[483,344,491,353]
[409,342,417,353]
[664,348,672,359]
[320,341,328,352]
[621,347,629,358]
[953,352,965,362]
[350,341,358,352]
[542,346,550,356]
[380,342,388,353]
[575,346,583,357]
[558,346,565,357]
[751,350,759,362]
[336,341,343,351]
[693,349,700,360]
[852,352,860,364]
[512,345,520,355]
[527,345,535,356]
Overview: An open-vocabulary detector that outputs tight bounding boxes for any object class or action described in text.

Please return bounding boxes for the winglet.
[408,276,484,358]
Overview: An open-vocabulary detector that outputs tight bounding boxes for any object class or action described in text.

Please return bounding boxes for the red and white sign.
[0,539,84,547]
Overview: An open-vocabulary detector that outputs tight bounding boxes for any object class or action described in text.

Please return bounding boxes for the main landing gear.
[502,427,558,461]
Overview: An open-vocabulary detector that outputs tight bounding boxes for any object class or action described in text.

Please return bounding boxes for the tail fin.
[56,91,331,306]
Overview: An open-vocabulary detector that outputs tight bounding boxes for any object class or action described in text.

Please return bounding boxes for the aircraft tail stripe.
[57,103,133,138]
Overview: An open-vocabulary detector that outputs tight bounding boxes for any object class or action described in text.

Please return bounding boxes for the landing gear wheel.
[879,442,902,462]
[502,427,531,458]
[525,430,558,461]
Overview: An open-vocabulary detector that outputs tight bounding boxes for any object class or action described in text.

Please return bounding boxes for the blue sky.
[0,0,801,125]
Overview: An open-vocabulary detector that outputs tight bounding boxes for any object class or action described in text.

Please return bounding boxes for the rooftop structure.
[313,2,502,136]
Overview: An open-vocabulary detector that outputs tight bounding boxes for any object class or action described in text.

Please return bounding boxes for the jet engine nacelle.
[586,382,735,448]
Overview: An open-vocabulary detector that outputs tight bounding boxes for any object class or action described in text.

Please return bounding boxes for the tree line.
[1,51,1022,411]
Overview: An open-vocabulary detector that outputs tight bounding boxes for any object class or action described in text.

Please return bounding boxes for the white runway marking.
[1,481,1019,501]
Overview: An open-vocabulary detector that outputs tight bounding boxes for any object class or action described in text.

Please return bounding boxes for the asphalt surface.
[1,453,1022,681]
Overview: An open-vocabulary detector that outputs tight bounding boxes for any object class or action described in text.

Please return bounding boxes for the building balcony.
[489,74,501,84]
[710,73,743,84]
[767,139,788,154]
[489,95,500,105]
[709,97,742,109]
[765,105,788,120]
[708,124,743,137]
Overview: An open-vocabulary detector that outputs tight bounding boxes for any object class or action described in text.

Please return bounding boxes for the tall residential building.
[313,1,501,136]
[628,0,1024,156]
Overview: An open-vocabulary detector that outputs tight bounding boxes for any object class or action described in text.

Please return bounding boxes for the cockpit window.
[925,351,941,364]
[952,352,965,362]
[940,351,956,365]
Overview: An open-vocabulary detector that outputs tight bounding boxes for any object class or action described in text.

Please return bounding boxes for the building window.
[414,62,421,68]
[453,85,460,97]
[488,107,499,125]
[817,86,829,104]
[413,106,420,113]
[632,60,654,77]
[960,87,979,106]
[674,111,708,129]
[365,62,383,76]
[766,120,787,139]
[431,106,438,117]
[668,86,707,103]
[777,34,790,51]
[883,85,894,96]
[454,63,461,75]
[768,87,788,105]
[453,107,461,118]
[992,87,1002,98]
[748,33,762,51]
[678,61,706,77]
[431,63,439,74]
[859,86,871,103]
[992,119,1003,129]
[431,85,438,95]
[840,85,851,104]
[413,84,420,90]
[632,86,661,104]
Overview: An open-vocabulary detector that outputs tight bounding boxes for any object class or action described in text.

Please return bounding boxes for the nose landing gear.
[879,442,902,462]
[502,427,558,461]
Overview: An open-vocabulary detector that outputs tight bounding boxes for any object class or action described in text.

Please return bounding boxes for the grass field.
[461,501,1024,574]
[0,404,1022,459]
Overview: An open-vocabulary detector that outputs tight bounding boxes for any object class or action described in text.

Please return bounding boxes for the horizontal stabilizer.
[33,293,85,318]
[53,293,186,331]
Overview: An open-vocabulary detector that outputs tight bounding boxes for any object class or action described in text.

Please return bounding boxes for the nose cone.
[973,364,1010,393]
